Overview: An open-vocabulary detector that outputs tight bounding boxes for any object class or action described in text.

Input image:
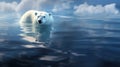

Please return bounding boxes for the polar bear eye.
[35,12,37,15]
[49,13,51,16]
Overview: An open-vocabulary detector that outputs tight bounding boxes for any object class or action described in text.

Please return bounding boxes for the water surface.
[0,14,120,67]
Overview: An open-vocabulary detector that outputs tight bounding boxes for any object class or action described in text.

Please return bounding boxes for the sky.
[0,0,120,19]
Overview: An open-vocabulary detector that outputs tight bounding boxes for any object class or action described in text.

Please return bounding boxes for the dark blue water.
[1,14,120,67]
[50,17,120,67]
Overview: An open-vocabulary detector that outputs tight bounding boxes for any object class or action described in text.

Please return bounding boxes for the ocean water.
[0,14,120,67]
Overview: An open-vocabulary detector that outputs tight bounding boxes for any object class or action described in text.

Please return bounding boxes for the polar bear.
[19,10,54,43]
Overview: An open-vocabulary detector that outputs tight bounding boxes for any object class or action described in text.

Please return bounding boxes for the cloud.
[74,2,119,17]
[16,0,47,13]
[0,0,119,19]
[0,1,18,12]
[0,0,49,14]
[53,15,73,18]
[52,0,73,12]
[0,0,73,15]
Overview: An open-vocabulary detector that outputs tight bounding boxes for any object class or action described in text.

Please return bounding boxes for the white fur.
[19,10,54,42]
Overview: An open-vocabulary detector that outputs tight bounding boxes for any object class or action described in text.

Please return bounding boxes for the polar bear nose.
[38,20,42,24]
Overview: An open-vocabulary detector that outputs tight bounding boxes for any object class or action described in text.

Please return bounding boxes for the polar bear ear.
[35,12,37,15]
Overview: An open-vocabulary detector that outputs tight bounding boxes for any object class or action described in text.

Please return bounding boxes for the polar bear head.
[34,11,53,25]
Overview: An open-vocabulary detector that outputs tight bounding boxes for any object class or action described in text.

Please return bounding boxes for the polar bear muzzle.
[38,20,42,24]
[38,17,44,24]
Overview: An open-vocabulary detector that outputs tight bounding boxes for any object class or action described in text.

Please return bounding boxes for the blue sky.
[0,0,120,19]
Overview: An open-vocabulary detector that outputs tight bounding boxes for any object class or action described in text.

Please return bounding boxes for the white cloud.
[0,1,18,12]
[0,0,73,15]
[0,1,119,19]
[53,15,73,18]
[52,0,73,12]
[74,2,119,17]
[16,0,47,13]
[0,0,49,14]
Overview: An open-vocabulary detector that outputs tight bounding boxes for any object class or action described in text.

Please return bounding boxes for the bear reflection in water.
[19,10,54,44]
